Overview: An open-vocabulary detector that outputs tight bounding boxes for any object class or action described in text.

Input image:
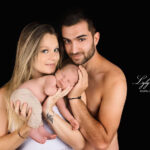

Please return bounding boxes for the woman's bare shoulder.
[0,87,8,136]
[0,87,7,108]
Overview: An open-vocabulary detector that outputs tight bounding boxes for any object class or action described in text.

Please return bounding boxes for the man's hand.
[68,65,88,98]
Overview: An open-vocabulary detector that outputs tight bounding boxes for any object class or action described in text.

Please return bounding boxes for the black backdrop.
[0,2,149,149]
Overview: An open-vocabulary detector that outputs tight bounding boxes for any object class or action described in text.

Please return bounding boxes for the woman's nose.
[48,52,59,61]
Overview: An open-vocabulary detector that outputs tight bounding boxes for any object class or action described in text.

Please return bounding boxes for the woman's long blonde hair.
[4,22,63,131]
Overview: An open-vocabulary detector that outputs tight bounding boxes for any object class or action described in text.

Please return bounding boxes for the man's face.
[62,21,96,65]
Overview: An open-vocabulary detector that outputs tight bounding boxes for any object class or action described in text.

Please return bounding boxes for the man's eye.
[79,38,85,42]
[41,49,48,53]
[54,48,59,52]
[63,39,70,44]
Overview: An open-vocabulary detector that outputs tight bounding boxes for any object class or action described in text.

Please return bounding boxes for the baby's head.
[55,64,78,90]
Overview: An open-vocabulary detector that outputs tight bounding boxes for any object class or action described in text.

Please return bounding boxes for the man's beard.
[69,43,95,65]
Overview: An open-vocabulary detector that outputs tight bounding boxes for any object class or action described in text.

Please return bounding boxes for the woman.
[0,22,85,150]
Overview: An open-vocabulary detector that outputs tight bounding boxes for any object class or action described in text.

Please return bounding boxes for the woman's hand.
[68,65,88,98]
[42,86,72,115]
[11,100,32,139]
[11,100,32,123]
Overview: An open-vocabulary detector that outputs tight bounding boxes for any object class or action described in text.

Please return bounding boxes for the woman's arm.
[0,124,31,150]
[42,88,85,150]
[45,111,85,150]
[0,88,31,150]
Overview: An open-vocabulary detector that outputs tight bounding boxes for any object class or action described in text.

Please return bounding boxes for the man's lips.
[71,54,82,59]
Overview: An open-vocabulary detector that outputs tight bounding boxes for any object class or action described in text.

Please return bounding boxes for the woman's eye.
[54,48,59,52]
[41,49,48,53]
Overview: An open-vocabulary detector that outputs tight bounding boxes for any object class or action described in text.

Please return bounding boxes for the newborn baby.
[10,64,79,144]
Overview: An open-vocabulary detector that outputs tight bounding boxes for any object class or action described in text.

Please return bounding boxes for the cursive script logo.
[132,75,150,92]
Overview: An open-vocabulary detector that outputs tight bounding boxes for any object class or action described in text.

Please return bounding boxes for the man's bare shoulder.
[106,63,125,80]
[104,63,126,83]
[102,64,127,96]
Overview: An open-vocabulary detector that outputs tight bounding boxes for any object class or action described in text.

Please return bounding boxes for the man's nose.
[71,42,78,54]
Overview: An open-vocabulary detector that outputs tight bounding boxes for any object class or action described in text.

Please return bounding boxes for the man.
[61,9,127,150]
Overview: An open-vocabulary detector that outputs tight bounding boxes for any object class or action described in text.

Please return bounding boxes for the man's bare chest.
[85,83,103,117]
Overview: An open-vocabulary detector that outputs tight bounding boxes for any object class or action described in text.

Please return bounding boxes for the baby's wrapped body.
[10,88,42,128]
[10,88,55,143]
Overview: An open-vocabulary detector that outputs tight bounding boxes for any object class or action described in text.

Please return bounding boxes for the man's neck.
[83,49,103,76]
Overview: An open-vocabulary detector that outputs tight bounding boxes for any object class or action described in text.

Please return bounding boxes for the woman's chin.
[44,70,55,75]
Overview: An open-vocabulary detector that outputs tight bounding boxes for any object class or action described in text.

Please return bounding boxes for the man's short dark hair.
[61,8,96,35]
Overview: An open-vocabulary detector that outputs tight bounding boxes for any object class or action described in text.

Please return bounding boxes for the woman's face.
[32,33,60,78]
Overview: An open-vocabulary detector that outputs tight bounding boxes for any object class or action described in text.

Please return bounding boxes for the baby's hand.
[69,118,79,130]
[43,87,72,114]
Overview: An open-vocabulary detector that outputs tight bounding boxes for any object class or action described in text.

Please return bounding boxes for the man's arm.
[69,74,127,150]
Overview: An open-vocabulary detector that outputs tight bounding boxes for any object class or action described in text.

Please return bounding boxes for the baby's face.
[55,67,78,90]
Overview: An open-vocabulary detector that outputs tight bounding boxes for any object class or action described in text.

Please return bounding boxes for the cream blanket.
[10,88,43,130]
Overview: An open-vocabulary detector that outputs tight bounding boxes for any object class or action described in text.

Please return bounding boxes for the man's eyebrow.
[63,35,88,40]
[76,35,87,38]
[62,37,70,40]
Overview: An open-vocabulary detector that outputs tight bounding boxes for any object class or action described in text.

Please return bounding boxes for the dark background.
[0,2,149,149]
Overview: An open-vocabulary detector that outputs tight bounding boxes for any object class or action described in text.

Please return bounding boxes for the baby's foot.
[38,137,47,144]
[46,133,57,140]
[38,125,57,140]
[29,128,47,144]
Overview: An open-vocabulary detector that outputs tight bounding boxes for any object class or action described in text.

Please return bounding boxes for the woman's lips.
[45,64,56,67]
